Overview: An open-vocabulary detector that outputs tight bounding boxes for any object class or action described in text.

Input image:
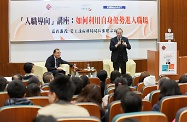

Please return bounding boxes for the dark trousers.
[113,56,126,74]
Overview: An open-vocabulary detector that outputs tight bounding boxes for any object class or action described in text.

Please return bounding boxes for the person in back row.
[23,62,35,80]
[97,70,108,97]
[4,80,33,106]
[0,77,7,92]
[37,75,89,118]
[45,48,73,76]
[42,72,54,88]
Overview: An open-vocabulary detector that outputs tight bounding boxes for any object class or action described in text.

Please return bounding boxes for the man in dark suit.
[45,48,73,76]
[110,28,131,74]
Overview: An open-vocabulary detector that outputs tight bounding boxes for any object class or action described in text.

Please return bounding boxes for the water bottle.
[87,63,90,70]
[73,63,76,71]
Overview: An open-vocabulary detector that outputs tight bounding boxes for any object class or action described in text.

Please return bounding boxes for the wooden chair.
[27,96,50,107]
[0,91,9,107]
[75,102,100,118]
[106,84,115,89]
[149,90,160,106]
[41,85,50,90]
[142,100,152,111]
[142,85,157,98]
[179,83,187,94]
[105,78,111,86]
[137,82,144,92]
[89,78,101,87]
[107,100,123,122]
[175,107,187,122]
[22,80,28,86]
[129,86,136,91]
[108,93,114,104]
[160,95,187,122]
[133,91,143,99]
[40,91,49,96]
[112,111,168,122]
[105,87,115,95]
[133,76,140,86]
[0,105,41,122]
[57,116,100,122]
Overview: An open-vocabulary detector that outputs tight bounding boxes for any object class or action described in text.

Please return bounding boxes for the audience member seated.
[71,76,83,95]
[4,80,33,106]
[26,83,41,97]
[139,71,150,83]
[76,84,104,120]
[121,91,142,113]
[80,75,90,88]
[152,79,181,111]
[110,70,121,84]
[122,74,133,86]
[12,74,23,81]
[23,62,35,80]
[97,70,108,97]
[0,77,7,91]
[37,75,89,118]
[28,76,41,88]
[33,115,57,122]
[178,74,187,83]
[102,77,128,109]
[42,72,54,88]
[144,77,169,100]
[114,85,132,101]
[141,75,156,91]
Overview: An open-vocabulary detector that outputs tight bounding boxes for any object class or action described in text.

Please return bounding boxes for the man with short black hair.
[122,73,133,86]
[0,77,7,91]
[121,92,142,113]
[37,75,89,118]
[45,48,73,76]
[4,80,33,106]
[23,62,35,80]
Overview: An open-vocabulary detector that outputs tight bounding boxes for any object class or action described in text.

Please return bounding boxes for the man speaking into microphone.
[109,28,131,74]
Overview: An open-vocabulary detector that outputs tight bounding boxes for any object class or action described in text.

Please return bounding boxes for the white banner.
[9,1,158,41]
[158,42,177,75]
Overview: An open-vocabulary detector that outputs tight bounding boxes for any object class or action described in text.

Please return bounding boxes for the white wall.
[10,39,157,63]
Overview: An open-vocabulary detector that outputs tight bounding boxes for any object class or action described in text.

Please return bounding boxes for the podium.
[147,42,179,80]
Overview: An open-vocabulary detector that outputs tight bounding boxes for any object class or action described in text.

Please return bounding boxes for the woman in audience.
[26,83,41,97]
[122,73,133,86]
[178,74,187,83]
[76,84,105,120]
[70,76,83,95]
[152,79,181,111]
[139,71,150,83]
[80,75,90,88]
[97,70,108,97]
[113,85,132,101]
[110,70,121,83]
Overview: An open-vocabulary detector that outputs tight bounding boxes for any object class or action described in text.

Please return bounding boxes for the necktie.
[55,58,58,68]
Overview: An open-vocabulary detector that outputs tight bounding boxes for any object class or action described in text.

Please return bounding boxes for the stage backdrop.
[9,0,158,41]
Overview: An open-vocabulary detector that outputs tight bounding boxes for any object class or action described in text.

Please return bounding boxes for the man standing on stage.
[109,28,131,74]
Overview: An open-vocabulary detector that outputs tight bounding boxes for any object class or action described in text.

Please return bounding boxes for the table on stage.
[71,69,97,77]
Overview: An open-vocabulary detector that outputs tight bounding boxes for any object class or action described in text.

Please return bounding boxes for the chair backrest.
[149,90,160,106]
[0,105,41,122]
[160,95,187,122]
[133,76,140,86]
[129,86,136,91]
[112,111,168,122]
[107,100,123,122]
[27,96,50,107]
[22,80,28,86]
[0,91,9,107]
[57,116,101,122]
[133,91,143,99]
[142,85,157,98]
[40,91,49,96]
[75,102,100,118]
[106,84,115,89]
[137,82,144,92]
[89,78,101,87]
[108,93,114,104]
[179,83,187,94]
[41,85,50,90]
[176,107,187,122]
[105,87,115,95]
[142,100,152,111]
[105,78,111,86]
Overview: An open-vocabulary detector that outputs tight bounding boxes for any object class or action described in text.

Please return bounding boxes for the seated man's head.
[7,80,26,98]
[80,75,90,88]
[122,74,133,86]
[26,83,41,97]
[53,48,61,59]
[43,72,54,83]
[110,70,121,83]
[179,74,187,83]
[48,75,75,103]
[12,74,23,81]
[121,92,142,113]
[24,62,34,74]
[28,76,41,87]
[70,76,83,95]
[0,77,7,91]
[97,70,108,82]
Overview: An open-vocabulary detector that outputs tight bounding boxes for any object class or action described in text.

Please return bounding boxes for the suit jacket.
[45,55,73,72]
[110,36,131,63]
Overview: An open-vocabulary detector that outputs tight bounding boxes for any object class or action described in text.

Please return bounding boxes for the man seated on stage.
[45,48,73,76]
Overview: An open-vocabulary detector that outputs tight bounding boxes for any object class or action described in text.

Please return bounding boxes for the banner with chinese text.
[10,1,158,41]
